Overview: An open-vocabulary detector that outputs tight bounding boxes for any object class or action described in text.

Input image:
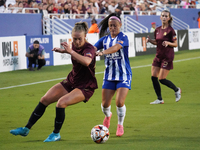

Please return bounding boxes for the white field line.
[0,56,200,90]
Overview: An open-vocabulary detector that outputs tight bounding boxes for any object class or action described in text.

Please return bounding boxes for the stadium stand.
[0,0,199,15]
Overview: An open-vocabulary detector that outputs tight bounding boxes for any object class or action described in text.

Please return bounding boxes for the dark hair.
[72,22,88,35]
[33,40,39,44]
[98,13,121,38]
[162,10,173,25]
[91,18,97,24]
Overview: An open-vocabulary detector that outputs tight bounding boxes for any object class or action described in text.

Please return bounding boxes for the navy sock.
[159,79,178,92]
[25,102,47,129]
[53,107,65,133]
[151,76,162,100]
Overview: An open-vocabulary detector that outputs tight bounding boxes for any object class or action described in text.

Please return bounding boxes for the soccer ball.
[90,125,109,143]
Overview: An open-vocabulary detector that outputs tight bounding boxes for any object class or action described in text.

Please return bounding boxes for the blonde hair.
[72,22,88,35]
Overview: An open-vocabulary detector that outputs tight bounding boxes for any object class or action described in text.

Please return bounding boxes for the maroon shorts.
[60,79,94,103]
[152,57,173,70]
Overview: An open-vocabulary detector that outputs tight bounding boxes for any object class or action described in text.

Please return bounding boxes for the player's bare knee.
[40,96,50,106]
[116,101,124,107]
[56,100,67,108]
[102,101,110,108]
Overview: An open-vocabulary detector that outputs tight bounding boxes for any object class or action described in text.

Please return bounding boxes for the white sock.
[116,105,126,126]
[101,103,111,117]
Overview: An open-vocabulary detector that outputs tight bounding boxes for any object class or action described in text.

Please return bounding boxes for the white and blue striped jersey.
[94,32,132,81]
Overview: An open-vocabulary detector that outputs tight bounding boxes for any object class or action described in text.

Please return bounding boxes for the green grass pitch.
[0,50,200,150]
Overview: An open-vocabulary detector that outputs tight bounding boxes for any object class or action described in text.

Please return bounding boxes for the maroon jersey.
[66,42,98,90]
[154,25,177,61]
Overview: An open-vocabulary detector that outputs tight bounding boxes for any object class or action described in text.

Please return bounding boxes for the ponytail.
[72,22,89,35]
[98,13,121,38]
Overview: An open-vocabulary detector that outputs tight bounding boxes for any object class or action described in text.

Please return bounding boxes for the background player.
[10,22,98,142]
[95,13,132,136]
[146,10,181,104]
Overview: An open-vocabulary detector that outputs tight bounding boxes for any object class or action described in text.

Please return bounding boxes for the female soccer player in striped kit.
[10,22,98,142]
[146,10,181,104]
[95,13,132,136]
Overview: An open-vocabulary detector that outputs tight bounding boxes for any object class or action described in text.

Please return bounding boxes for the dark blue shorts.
[102,79,131,90]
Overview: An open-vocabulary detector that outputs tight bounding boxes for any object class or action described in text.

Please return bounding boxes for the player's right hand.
[52,47,66,53]
[146,35,150,42]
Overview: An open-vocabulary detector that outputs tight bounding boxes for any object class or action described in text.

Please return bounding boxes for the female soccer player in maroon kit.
[10,22,98,142]
[146,10,181,104]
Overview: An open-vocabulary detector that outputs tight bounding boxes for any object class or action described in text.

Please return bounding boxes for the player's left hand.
[61,42,73,54]
[96,51,103,56]
[162,41,169,47]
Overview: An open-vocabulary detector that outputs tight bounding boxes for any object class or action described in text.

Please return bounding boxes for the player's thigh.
[56,88,85,108]
[151,66,161,77]
[40,83,68,106]
[159,68,170,80]
[102,89,115,108]
[115,88,129,107]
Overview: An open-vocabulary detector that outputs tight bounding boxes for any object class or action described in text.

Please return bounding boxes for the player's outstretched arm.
[97,44,122,56]
[52,47,66,53]
[61,42,92,67]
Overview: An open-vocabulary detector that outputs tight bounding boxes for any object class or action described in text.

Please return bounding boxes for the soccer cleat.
[43,132,61,142]
[10,127,29,136]
[175,87,181,102]
[116,124,124,136]
[150,99,164,104]
[103,112,112,129]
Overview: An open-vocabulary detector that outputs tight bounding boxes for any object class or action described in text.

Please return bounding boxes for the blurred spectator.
[53,3,59,13]
[93,0,99,12]
[168,0,176,4]
[80,4,87,14]
[48,0,54,5]
[115,3,122,15]
[47,3,53,13]
[38,3,43,13]
[180,0,189,8]
[197,11,200,28]
[88,18,99,33]
[59,0,66,7]
[32,2,39,13]
[57,4,64,13]
[63,3,70,14]
[150,22,156,32]
[7,3,14,13]
[23,0,29,7]
[72,5,78,14]
[190,0,196,8]
[99,3,109,14]
[176,0,181,8]
[108,1,116,13]
[130,3,135,11]
[0,0,198,15]
[6,0,16,7]
[0,0,6,7]
[42,3,48,16]
[43,0,48,4]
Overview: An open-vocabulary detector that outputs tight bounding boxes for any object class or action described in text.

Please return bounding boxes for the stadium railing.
[0,7,40,13]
